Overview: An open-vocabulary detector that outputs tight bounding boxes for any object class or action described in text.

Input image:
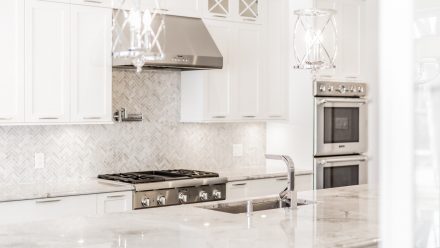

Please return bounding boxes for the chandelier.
[112,0,166,73]
[293,9,337,74]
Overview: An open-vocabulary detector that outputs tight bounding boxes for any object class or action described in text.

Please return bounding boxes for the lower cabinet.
[96,191,132,214]
[0,191,132,225]
[226,174,313,201]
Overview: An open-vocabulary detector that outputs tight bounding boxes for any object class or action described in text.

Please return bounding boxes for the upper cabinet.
[316,0,366,81]
[70,5,112,123]
[0,0,25,124]
[162,0,200,17]
[0,0,113,125]
[202,0,265,24]
[25,0,71,123]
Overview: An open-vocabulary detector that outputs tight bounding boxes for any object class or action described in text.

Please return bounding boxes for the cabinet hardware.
[276,177,288,181]
[242,18,256,22]
[242,115,256,118]
[0,117,12,121]
[153,8,169,12]
[84,0,103,3]
[106,194,126,198]
[211,115,226,119]
[39,117,59,120]
[212,14,227,18]
[269,115,282,118]
[232,183,247,186]
[35,199,62,204]
[83,117,102,120]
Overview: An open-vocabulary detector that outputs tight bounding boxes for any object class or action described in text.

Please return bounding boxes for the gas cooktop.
[97,169,219,184]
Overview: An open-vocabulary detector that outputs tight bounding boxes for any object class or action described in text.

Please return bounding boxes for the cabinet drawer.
[97,191,133,214]
[0,194,97,224]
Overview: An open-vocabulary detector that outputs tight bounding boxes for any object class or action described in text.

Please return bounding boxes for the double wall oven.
[313,81,368,189]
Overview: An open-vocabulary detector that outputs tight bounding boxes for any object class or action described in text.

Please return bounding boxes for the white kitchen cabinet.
[25,0,71,123]
[70,5,112,123]
[234,22,262,119]
[316,0,366,81]
[181,20,233,122]
[0,0,25,124]
[163,0,200,17]
[202,0,265,24]
[260,0,289,120]
[226,174,314,200]
[181,20,268,122]
[96,191,133,214]
[0,194,97,225]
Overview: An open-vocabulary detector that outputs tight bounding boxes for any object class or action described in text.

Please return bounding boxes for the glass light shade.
[112,0,166,73]
[293,9,337,72]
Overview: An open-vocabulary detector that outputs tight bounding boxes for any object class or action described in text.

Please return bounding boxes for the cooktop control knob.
[319,85,326,92]
[157,195,166,206]
[212,190,222,200]
[141,196,150,207]
[199,191,209,201]
[358,86,364,93]
[328,86,334,92]
[178,192,188,203]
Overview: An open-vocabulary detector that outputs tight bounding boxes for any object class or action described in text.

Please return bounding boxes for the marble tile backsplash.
[0,69,266,184]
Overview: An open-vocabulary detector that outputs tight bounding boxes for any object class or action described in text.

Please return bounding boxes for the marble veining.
[0,70,266,184]
[0,185,379,248]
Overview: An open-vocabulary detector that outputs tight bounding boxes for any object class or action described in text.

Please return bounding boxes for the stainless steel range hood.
[112,13,223,70]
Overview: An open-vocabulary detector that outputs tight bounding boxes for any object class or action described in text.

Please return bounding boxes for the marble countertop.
[0,179,134,203]
[0,185,379,248]
[219,167,313,182]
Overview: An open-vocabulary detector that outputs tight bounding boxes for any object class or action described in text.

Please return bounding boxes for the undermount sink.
[199,197,315,214]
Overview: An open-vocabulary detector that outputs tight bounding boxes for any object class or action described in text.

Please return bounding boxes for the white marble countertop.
[219,166,313,182]
[0,185,379,248]
[0,179,134,203]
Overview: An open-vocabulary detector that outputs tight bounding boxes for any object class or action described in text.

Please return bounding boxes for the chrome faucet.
[265,154,297,209]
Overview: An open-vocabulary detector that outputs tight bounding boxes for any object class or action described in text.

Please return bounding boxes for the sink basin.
[199,197,314,214]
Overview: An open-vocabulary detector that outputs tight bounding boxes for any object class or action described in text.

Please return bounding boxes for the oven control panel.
[314,81,367,97]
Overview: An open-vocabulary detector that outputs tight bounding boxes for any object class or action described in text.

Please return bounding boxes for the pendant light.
[293,8,337,76]
[112,0,166,73]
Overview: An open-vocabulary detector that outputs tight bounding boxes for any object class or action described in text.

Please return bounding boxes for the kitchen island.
[0,185,378,248]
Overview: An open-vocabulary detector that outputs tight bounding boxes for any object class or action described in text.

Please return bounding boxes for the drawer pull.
[84,0,103,3]
[212,115,226,119]
[153,8,169,12]
[276,177,288,181]
[243,18,257,22]
[39,117,59,120]
[0,117,12,121]
[36,199,62,204]
[269,115,282,118]
[232,183,247,186]
[212,14,227,18]
[242,116,256,118]
[106,194,126,198]
[83,117,102,120]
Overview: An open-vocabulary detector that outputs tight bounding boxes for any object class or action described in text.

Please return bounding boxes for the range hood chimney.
[112,13,223,71]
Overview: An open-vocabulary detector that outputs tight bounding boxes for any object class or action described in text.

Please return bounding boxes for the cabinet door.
[164,0,200,17]
[262,0,288,119]
[234,23,262,119]
[0,0,25,124]
[97,191,133,214]
[237,0,261,23]
[337,0,364,80]
[204,0,231,19]
[317,0,364,80]
[204,20,232,120]
[25,0,71,123]
[71,5,112,123]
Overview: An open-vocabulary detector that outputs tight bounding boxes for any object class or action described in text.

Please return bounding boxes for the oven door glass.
[323,165,359,188]
[324,107,359,144]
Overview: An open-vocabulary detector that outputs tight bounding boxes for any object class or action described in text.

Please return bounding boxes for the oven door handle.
[318,156,368,165]
[318,98,368,105]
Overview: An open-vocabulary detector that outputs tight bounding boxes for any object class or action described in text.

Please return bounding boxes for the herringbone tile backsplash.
[0,70,266,184]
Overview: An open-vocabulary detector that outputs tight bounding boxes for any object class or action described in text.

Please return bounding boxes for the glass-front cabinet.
[203,0,264,23]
